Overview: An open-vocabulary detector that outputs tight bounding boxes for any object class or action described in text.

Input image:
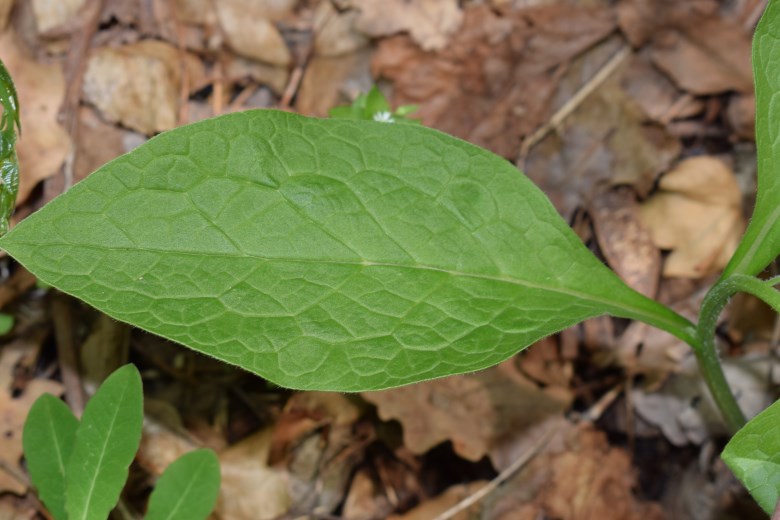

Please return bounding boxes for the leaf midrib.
[7,240,693,339]
[74,380,130,520]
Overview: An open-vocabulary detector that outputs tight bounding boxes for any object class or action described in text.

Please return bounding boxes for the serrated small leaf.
[144,449,220,520]
[0,110,692,391]
[722,398,780,514]
[65,364,143,520]
[23,394,79,520]
[722,2,780,278]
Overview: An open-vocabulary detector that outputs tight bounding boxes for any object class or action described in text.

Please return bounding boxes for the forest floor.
[0,0,776,519]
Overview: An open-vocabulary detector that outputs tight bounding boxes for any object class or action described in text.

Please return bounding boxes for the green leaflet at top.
[722,1,780,278]
[0,111,692,391]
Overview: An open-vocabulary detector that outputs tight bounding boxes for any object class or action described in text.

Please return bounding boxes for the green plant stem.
[691,274,780,433]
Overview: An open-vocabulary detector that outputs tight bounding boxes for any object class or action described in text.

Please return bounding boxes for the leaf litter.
[0,0,776,518]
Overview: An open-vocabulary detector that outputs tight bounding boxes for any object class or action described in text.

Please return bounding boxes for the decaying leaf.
[363,359,570,462]
[590,187,661,298]
[373,5,616,159]
[82,40,204,135]
[0,339,61,495]
[313,0,369,57]
[632,357,774,445]
[639,156,744,278]
[0,30,70,206]
[617,0,753,94]
[524,39,680,218]
[272,392,366,515]
[349,0,463,51]
[216,428,291,520]
[30,0,84,33]
[388,481,488,520]
[215,0,293,66]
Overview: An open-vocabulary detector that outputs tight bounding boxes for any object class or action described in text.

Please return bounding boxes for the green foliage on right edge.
[0,110,693,391]
[722,0,780,278]
[722,399,780,515]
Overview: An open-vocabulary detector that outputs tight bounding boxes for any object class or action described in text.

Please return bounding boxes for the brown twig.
[431,428,554,520]
[51,295,86,416]
[58,0,105,193]
[518,44,631,166]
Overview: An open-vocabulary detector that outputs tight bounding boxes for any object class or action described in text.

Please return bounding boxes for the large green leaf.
[0,110,692,391]
[144,449,220,520]
[23,394,79,520]
[65,364,143,520]
[722,1,780,278]
[722,398,780,514]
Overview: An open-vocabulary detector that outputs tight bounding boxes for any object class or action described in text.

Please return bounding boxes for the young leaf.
[721,2,780,278]
[144,449,221,520]
[23,394,79,520]
[722,398,780,514]
[0,110,693,391]
[65,364,143,520]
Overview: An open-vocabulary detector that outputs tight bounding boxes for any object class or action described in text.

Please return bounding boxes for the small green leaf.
[722,1,780,278]
[722,398,780,514]
[144,449,220,520]
[65,364,143,520]
[23,394,79,520]
[0,312,14,334]
[0,110,693,391]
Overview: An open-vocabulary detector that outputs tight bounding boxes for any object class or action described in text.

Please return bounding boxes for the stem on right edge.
[694,278,749,433]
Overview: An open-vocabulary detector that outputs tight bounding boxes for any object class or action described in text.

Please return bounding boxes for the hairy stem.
[691,275,780,432]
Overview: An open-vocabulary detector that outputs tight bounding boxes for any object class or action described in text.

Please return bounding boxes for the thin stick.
[518,44,631,163]
[431,429,554,520]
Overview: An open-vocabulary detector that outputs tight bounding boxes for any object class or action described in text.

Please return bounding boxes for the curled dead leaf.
[639,156,743,278]
[82,40,204,135]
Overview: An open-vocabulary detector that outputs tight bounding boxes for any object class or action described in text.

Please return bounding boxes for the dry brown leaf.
[43,107,127,202]
[373,5,616,159]
[343,458,422,520]
[639,156,743,278]
[30,0,84,33]
[296,49,373,117]
[727,93,755,140]
[350,0,462,51]
[216,428,292,520]
[224,55,290,95]
[0,356,62,495]
[0,30,71,205]
[363,359,570,462]
[273,392,366,514]
[82,40,204,135]
[216,0,292,66]
[618,0,752,94]
[534,426,665,520]
[590,187,661,298]
[313,0,369,57]
[0,0,13,29]
[525,42,680,217]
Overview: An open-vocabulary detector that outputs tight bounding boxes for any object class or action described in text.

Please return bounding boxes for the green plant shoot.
[23,365,221,520]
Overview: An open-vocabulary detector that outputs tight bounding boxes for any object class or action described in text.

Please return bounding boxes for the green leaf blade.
[722,1,780,278]
[23,394,79,520]
[65,364,143,520]
[0,111,690,391]
[722,399,780,514]
[144,449,220,520]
